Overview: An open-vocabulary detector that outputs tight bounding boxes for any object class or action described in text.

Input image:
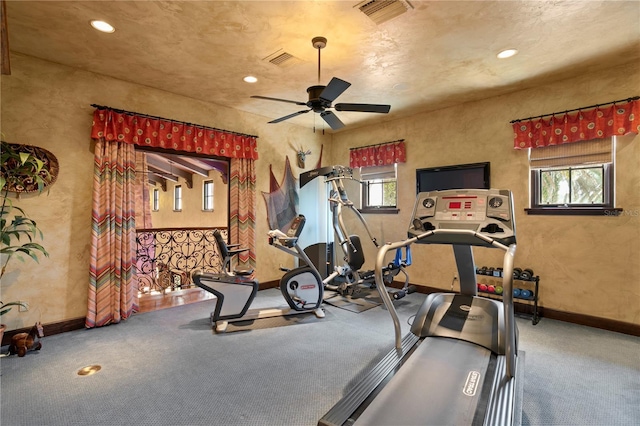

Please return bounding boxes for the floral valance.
[512,99,639,149]
[349,140,406,168]
[91,108,259,160]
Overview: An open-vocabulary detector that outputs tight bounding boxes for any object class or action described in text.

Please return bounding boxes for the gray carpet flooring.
[1,290,638,425]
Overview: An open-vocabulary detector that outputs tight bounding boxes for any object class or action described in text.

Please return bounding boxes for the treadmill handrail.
[373,228,518,378]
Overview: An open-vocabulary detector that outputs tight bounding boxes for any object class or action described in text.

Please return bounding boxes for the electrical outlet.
[19,302,29,312]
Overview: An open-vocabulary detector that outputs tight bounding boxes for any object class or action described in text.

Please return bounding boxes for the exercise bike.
[192,217,324,333]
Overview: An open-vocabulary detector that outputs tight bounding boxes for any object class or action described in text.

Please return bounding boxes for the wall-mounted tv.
[416,162,490,193]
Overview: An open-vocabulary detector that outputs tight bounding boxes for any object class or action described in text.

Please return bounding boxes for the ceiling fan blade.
[335,103,391,114]
[268,109,311,124]
[319,77,351,103]
[320,111,345,130]
[251,95,307,106]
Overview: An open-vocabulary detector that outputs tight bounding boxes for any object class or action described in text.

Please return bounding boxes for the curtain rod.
[510,96,639,123]
[90,104,259,139]
[349,139,405,151]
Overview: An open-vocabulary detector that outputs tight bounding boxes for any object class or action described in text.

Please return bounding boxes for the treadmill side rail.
[484,352,525,426]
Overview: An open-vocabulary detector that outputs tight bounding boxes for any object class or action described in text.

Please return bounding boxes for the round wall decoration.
[1,142,59,193]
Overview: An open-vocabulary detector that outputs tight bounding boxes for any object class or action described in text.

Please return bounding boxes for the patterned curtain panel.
[87,139,139,328]
[229,158,257,271]
[349,140,406,168]
[512,99,639,149]
[92,108,258,160]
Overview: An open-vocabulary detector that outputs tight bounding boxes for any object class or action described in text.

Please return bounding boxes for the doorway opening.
[133,147,230,312]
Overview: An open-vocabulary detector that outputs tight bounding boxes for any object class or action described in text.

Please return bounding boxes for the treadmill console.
[408,188,516,247]
[299,165,353,188]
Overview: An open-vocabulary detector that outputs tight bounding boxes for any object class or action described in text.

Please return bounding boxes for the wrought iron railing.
[135,227,225,293]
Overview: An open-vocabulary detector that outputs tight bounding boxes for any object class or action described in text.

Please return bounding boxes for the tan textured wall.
[0,53,328,331]
[149,171,228,229]
[331,61,640,325]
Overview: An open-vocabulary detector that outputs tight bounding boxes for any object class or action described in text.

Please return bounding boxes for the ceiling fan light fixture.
[243,76,258,83]
[90,20,115,33]
[497,48,518,59]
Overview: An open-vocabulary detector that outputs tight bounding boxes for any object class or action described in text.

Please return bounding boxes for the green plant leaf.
[1,143,49,280]
[0,301,28,316]
[35,158,44,173]
[18,152,30,165]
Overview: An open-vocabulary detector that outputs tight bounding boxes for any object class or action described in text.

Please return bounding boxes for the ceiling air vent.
[355,0,414,25]
[263,49,301,68]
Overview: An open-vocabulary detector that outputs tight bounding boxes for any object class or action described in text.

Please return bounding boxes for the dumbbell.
[478,283,488,292]
[520,289,533,299]
[513,288,522,298]
[513,267,522,279]
[520,268,535,280]
[495,286,504,295]
[487,285,496,293]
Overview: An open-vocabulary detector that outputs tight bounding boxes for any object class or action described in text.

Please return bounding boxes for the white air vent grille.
[356,0,413,25]
[263,49,301,68]
[269,52,293,66]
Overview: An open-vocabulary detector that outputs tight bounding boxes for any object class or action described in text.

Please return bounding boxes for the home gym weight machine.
[299,165,414,299]
[320,188,524,426]
[192,216,325,333]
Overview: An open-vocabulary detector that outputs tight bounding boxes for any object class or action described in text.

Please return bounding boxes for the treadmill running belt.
[353,337,493,425]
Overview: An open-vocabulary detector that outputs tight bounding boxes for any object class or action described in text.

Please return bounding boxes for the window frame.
[173,184,182,212]
[526,137,621,216]
[359,164,399,215]
[152,188,160,212]
[202,179,214,211]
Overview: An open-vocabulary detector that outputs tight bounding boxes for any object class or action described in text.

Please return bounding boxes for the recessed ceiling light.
[90,20,115,33]
[497,48,518,59]
[243,76,258,83]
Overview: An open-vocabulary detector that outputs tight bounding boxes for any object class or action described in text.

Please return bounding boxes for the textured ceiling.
[5,0,640,132]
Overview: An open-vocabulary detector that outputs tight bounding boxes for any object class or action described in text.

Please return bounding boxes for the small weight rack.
[475,266,540,325]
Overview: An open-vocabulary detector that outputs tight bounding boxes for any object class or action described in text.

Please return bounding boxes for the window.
[203,180,214,211]
[360,164,398,213]
[527,138,618,215]
[173,185,182,211]
[152,188,160,212]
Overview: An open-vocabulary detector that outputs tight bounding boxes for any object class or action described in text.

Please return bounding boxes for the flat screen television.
[416,162,490,193]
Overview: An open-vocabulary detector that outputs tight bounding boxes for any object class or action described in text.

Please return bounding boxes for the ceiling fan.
[251,37,391,130]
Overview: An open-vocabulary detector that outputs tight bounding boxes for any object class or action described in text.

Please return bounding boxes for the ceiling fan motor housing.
[307,85,330,111]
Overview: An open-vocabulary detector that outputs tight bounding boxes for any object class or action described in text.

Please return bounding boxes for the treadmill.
[319,188,523,426]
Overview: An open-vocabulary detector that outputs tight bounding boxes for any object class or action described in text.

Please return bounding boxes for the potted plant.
[1,140,51,345]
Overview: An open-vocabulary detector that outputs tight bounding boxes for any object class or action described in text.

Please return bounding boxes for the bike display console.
[408,188,516,247]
